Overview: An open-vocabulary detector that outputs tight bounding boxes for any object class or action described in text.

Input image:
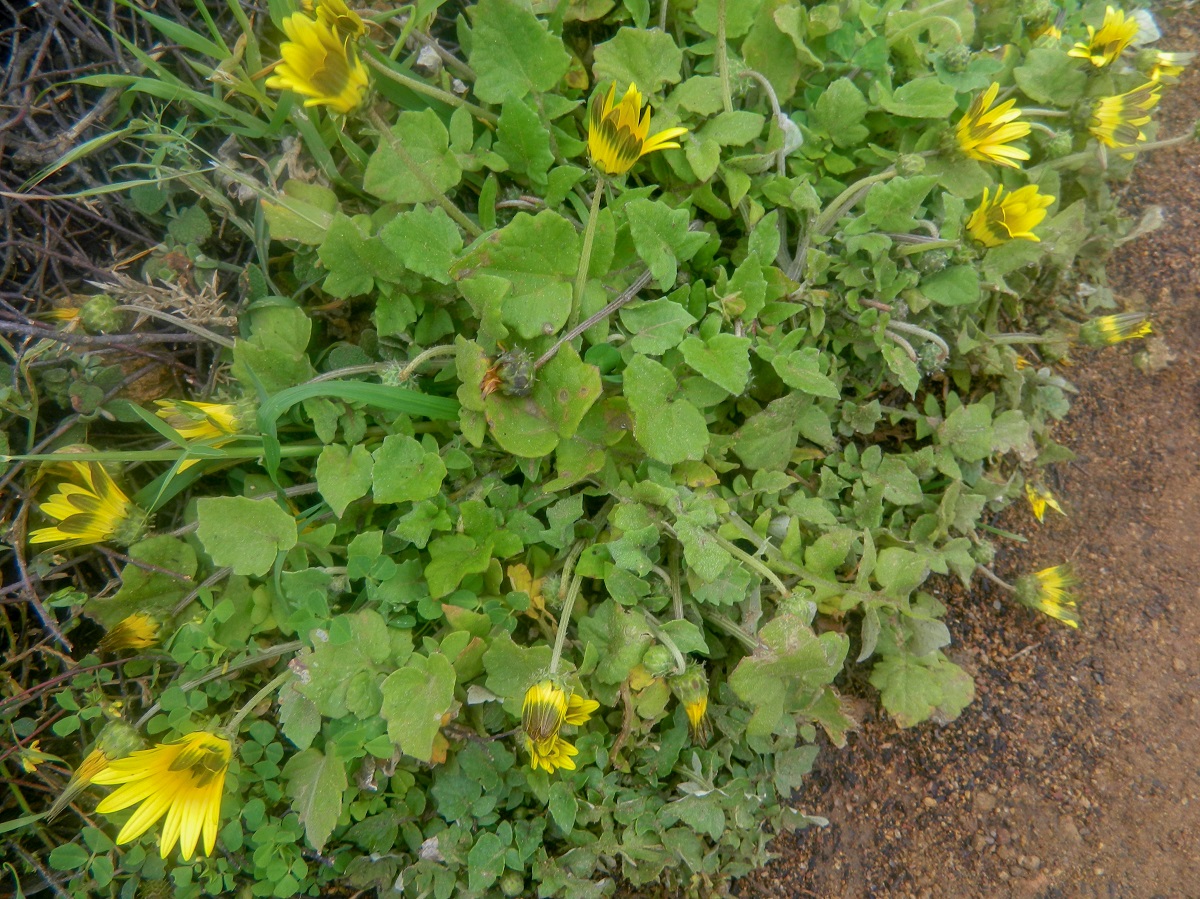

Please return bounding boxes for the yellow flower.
[1079,311,1153,346]
[1068,6,1138,67]
[265,13,368,115]
[29,461,146,549]
[1024,482,1065,523]
[587,82,688,176]
[1147,50,1193,84]
[46,720,144,822]
[955,83,1032,168]
[97,613,161,653]
[967,184,1055,247]
[154,399,242,442]
[314,0,365,42]
[1089,83,1161,152]
[1016,565,1080,629]
[93,732,232,860]
[521,680,596,774]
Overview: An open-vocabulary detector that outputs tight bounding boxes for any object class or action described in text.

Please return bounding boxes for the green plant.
[2,0,1189,896]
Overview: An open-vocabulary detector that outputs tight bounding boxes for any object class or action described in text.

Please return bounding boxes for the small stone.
[974,792,998,813]
[1059,818,1084,847]
[1174,658,1187,673]
[923,797,938,808]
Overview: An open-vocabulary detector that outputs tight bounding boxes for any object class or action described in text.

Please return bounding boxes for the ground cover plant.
[0,0,1192,896]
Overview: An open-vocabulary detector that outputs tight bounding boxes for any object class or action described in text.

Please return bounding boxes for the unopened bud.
[940,46,972,73]
[895,154,927,177]
[79,295,127,334]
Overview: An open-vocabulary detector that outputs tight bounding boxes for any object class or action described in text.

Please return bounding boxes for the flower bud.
[940,46,972,73]
[79,294,128,334]
[668,663,711,744]
[895,154,927,177]
[1042,131,1076,159]
[641,645,676,678]
[914,249,949,275]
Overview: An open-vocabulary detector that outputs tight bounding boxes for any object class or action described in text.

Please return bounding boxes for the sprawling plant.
[3,0,1190,896]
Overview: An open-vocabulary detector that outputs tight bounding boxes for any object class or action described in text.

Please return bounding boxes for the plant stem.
[134,641,303,727]
[111,305,235,349]
[716,0,734,114]
[990,332,1057,345]
[223,670,294,738]
[398,343,459,381]
[365,107,482,238]
[364,53,497,123]
[538,267,652,370]
[549,568,584,675]
[713,533,792,599]
[643,612,687,675]
[790,168,897,281]
[570,178,605,331]
[977,564,1016,593]
[885,319,951,361]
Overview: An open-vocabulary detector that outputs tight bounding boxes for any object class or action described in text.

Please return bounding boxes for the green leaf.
[693,0,763,37]
[231,305,316,392]
[282,747,347,852]
[698,111,765,146]
[619,296,697,354]
[679,333,751,394]
[196,496,298,577]
[364,109,462,205]
[482,631,553,716]
[591,27,683,94]
[811,78,868,147]
[378,206,464,285]
[262,180,338,246]
[878,76,959,118]
[316,444,374,518]
[278,682,321,751]
[296,610,399,717]
[674,518,731,582]
[318,213,404,297]
[874,546,929,595]
[728,614,849,737]
[425,534,493,598]
[577,600,653,684]
[625,199,707,291]
[921,264,980,307]
[483,343,601,457]
[84,536,197,627]
[731,392,807,471]
[453,210,579,340]
[767,346,840,398]
[868,651,975,727]
[1013,48,1087,105]
[372,435,447,504]
[380,652,456,761]
[467,831,509,892]
[468,0,571,103]
[865,175,939,232]
[936,402,993,462]
[623,354,710,465]
[496,98,555,190]
[548,781,578,832]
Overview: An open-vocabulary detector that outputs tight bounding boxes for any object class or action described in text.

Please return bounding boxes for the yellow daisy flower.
[265,13,368,115]
[521,680,597,774]
[1068,6,1138,68]
[587,82,688,176]
[1089,82,1161,151]
[29,461,146,549]
[314,0,365,42]
[1024,482,1066,523]
[97,613,161,653]
[1016,565,1080,629]
[955,83,1032,168]
[154,399,243,442]
[1079,311,1153,346]
[46,720,144,821]
[92,732,232,860]
[966,184,1055,247]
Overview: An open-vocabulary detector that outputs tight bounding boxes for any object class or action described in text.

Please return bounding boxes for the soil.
[737,9,1200,899]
